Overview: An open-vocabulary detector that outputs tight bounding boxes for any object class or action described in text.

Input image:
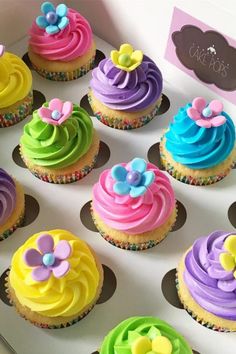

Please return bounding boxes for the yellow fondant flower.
[220,235,236,278]
[131,335,172,354]
[111,43,143,72]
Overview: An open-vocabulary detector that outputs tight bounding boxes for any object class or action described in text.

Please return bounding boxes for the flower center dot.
[126,171,142,186]
[118,54,131,67]
[51,110,61,120]
[202,106,212,118]
[46,11,58,25]
[43,253,55,266]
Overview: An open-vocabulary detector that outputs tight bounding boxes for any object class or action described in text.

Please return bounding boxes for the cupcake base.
[160,136,236,185]
[88,90,162,130]
[28,42,96,81]
[0,91,33,128]
[0,180,25,241]
[176,254,236,332]
[91,204,177,251]
[6,247,104,328]
[20,131,100,184]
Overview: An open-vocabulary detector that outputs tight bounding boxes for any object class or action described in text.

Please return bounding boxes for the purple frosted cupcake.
[0,169,25,241]
[177,230,236,332]
[88,43,163,129]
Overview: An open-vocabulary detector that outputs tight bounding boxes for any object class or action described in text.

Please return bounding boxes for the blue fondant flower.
[111,158,155,198]
[36,2,69,35]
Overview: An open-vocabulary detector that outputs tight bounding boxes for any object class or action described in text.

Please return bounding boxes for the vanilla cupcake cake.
[0,45,32,127]
[160,97,236,185]
[20,98,99,183]
[177,230,236,332]
[7,229,103,328]
[91,158,176,250]
[89,43,163,129]
[28,2,96,80]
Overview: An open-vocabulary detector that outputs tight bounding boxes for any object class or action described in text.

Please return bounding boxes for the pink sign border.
[165,7,236,105]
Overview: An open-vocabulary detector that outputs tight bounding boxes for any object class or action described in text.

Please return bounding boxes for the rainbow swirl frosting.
[29,8,93,61]
[184,231,236,320]
[0,50,32,109]
[100,316,192,354]
[90,44,162,112]
[164,100,235,169]
[0,169,16,225]
[92,160,175,234]
[20,100,93,169]
[9,229,100,317]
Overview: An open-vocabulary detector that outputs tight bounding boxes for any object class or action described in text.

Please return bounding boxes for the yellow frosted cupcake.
[0,169,25,241]
[0,44,33,128]
[28,2,96,81]
[89,43,163,129]
[7,229,103,328]
[20,98,100,183]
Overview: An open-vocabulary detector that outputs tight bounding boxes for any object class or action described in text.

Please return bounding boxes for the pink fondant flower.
[24,233,71,282]
[187,97,226,128]
[38,98,73,125]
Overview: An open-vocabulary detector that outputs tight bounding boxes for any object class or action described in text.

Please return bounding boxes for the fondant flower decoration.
[38,98,73,125]
[111,158,155,198]
[114,327,173,354]
[187,97,226,128]
[220,235,236,279]
[36,2,69,35]
[24,233,72,282]
[111,44,143,72]
[0,44,5,57]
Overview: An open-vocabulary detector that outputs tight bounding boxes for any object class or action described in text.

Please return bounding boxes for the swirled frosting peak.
[0,50,32,108]
[184,230,236,320]
[92,161,175,234]
[90,52,162,112]
[165,102,235,169]
[9,229,100,317]
[29,7,93,61]
[100,317,192,354]
[0,169,16,225]
[20,101,93,169]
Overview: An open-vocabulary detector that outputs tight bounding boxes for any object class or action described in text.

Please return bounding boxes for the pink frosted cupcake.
[28,2,96,81]
[91,158,177,250]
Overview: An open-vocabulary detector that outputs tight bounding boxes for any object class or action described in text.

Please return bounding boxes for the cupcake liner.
[21,153,98,184]
[175,272,234,332]
[88,94,160,130]
[160,138,235,186]
[0,207,25,242]
[5,273,102,329]
[32,56,95,81]
[0,91,33,128]
[91,205,177,251]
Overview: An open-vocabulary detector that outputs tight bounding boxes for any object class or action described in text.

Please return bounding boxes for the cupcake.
[20,98,100,183]
[0,169,25,241]
[160,97,236,185]
[0,44,33,128]
[91,158,176,250]
[89,43,163,129]
[99,316,193,354]
[177,230,236,332]
[7,229,103,328]
[28,2,96,81]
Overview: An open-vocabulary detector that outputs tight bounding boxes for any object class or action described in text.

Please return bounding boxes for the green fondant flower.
[114,327,173,354]
[111,44,143,72]
[220,235,236,278]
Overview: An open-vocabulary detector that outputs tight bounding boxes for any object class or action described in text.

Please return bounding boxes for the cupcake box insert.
[0,5,236,354]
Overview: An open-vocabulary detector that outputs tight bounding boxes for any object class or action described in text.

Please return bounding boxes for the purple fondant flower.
[187,97,226,128]
[24,233,71,281]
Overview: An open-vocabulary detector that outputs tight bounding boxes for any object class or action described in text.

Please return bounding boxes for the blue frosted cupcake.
[160,97,236,185]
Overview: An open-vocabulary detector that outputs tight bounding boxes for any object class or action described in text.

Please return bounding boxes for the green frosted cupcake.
[99,316,193,354]
[20,98,100,183]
